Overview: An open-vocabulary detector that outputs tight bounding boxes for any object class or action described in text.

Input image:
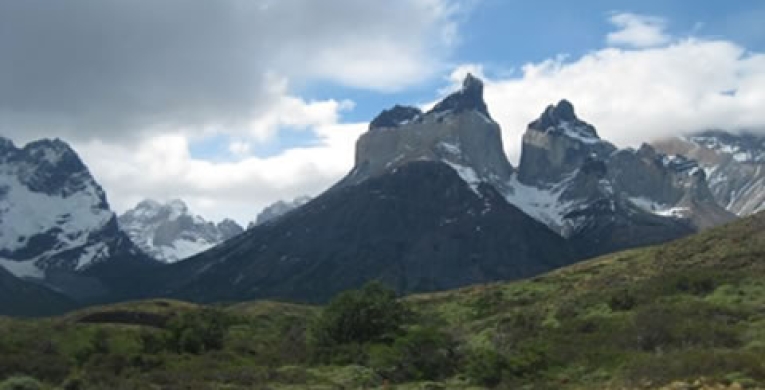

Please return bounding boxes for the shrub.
[465,348,506,387]
[0,376,43,390]
[166,308,230,354]
[368,326,455,382]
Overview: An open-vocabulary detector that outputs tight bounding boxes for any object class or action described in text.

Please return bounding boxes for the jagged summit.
[340,74,512,191]
[369,105,422,130]
[429,73,491,118]
[0,137,154,286]
[528,99,599,141]
[519,100,614,185]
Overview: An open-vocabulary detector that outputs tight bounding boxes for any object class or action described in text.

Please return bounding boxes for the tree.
[308,281,409,361]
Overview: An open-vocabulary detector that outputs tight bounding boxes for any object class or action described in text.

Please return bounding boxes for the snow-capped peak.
[0,137,136,278]
[118,199,243,263]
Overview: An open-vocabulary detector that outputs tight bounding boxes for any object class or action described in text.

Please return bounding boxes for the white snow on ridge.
[628,196,688,219]
[0,174,112,254]
[558,122,600,144]
[0,258,44,279]
[161,239,215,263]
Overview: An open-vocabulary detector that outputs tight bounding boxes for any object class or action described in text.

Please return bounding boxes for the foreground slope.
[0,212,762,389]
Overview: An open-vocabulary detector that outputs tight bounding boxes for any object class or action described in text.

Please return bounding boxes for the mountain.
[150,74,578,303]
[252,196,312,226]
[509,101,735,257]
[652,130,765,216]
[133,75,740,302]
[118,199,244,263]
[0,137,158,301]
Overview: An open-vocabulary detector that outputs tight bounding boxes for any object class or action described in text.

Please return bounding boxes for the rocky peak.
[519,100,615,185]
[254,196,312,225]
[528,99,599,140]
[339,74,513,192]
[530,99,578,129]
[217,219,244,239]
[428,73,491,119]
[369,105,422,130]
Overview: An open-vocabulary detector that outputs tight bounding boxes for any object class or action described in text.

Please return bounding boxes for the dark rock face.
[369,105,423,130]
[0,266,76,316]
[159,162,576,303]
[529,99,589,134]
[429,73,491,119]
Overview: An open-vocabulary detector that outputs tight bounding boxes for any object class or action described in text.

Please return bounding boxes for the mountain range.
[1,74,764,312]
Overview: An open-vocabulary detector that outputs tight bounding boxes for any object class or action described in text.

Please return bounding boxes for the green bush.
[368,326,455,382]
[465,348,506,387]
[631,302,741,352]
[308,281,409,361]
[0,376,43,390]
[165,308,230,354]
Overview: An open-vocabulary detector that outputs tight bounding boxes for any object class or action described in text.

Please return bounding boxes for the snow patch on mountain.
[503,175,573,230]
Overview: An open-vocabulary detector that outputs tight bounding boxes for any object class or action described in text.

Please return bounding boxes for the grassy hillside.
[0,213,763,389]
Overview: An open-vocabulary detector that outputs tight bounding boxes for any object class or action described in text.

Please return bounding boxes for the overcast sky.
[2,0,765,224]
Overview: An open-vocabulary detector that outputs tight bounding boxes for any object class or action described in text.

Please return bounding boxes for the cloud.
[0,0,462,143]
[453,37,765,164]
[75,112,366,225]
[606,13,670,48]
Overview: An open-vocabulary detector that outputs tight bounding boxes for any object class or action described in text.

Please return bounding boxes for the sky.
[2,0,765,224]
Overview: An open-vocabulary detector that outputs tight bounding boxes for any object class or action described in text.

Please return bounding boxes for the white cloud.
[606,13,670,48]
[469,38,765,164]
[76,107,365,225]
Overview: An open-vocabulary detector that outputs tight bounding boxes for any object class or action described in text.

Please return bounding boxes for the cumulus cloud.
[0,0,461,143]
[75,116,366,224]
[453,36,765,163]
[606,13,670,48]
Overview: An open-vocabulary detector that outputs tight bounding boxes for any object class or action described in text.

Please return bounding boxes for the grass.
[0,212,763,389]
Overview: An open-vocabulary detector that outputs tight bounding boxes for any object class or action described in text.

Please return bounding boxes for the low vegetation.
[0,213,763,389]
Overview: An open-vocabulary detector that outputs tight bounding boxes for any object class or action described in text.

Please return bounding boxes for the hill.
[0,212,762,389]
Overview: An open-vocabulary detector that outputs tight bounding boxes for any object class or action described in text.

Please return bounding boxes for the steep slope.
[153,75,577,303]
[0,137,158,300]
[119,199,244,263]
[507,101,733,257]
[652,130,765,216]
